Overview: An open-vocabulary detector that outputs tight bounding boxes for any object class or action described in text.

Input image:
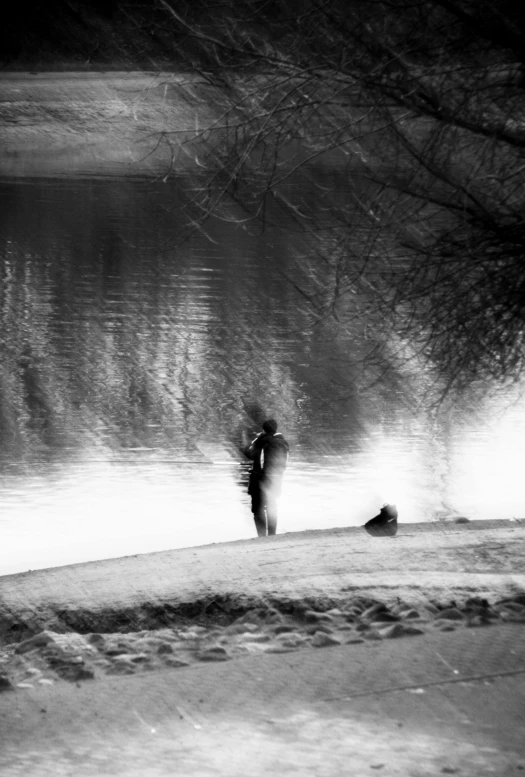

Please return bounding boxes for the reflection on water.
[447,402,525,520]
[0,178,524,575]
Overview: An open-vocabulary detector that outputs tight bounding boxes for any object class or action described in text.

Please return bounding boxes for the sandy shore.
[0,521,525,777]
[1,520,524,637]
[1,521,525,775]
[1,519,524,672]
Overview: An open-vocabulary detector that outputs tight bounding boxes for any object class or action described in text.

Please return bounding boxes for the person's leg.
[251,487,267,537]
[254,509,267,537]
[266,500,277,535]
[264,482,279,535]
[268,510,277,537]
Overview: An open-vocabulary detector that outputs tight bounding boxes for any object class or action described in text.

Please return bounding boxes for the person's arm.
[244,432,263,460]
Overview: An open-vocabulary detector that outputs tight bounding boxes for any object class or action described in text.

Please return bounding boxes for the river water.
[1,177,524,575]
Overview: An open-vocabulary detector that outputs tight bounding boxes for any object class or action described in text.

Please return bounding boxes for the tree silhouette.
[153,0,525,397]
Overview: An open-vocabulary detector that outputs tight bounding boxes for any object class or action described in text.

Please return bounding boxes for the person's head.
[262,419,278,435]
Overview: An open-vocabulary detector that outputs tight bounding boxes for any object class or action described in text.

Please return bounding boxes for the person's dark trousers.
[254,510,267,537]
[261,476,281,536]
[249,474,281,537]
[265,495,277,535]
[250,479,267,536]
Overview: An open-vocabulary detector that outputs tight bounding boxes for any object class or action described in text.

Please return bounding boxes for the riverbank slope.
[1,520,525,776]
[1,520,524,638]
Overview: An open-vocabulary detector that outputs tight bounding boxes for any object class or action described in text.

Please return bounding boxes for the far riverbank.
[0,72,215,178]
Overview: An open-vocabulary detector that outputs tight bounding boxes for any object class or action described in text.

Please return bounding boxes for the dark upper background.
[1,0,191,70]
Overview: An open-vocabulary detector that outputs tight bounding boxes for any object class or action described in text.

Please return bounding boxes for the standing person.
[244,419,289,537]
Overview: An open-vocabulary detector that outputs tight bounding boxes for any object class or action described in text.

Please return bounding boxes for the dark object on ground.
[454,516,470,524]
[0,675,13,692]
[364,504,398,537]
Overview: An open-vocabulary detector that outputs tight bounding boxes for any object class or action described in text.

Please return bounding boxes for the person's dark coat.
[246,432,289,496]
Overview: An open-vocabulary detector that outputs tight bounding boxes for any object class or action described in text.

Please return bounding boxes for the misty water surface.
[1,177,524,575]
